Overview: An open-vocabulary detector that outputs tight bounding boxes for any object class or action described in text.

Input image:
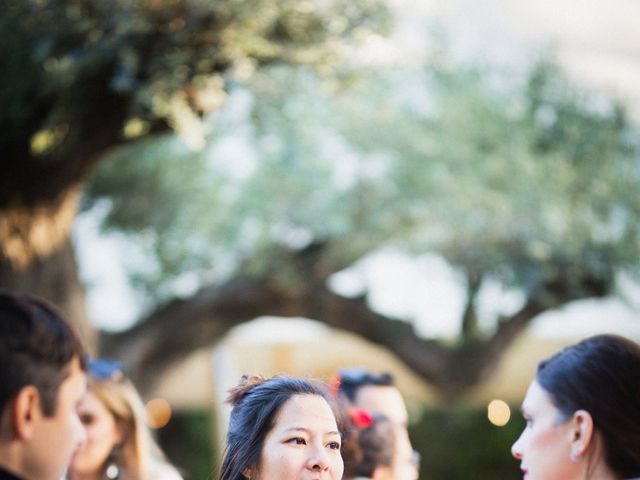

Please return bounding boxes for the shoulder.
[0,468,23,480]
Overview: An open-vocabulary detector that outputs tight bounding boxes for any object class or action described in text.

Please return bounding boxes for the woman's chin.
[67,452,95,476]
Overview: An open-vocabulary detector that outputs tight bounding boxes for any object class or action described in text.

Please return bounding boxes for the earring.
[570,450,579,462]
[105,463,120,479]
[105,445,122,479]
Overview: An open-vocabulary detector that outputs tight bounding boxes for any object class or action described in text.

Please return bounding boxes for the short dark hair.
[219,375,337,480]
[337,368,394,402]
[0,290,87,417]
[536,334,640,478]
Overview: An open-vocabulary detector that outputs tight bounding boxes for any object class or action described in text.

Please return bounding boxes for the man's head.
[337,369,419,480]
[338,369,408,426]
[0,290,88,480]
[352,383,410,429]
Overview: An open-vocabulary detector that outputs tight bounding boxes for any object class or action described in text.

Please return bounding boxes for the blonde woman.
[66,360,182,480]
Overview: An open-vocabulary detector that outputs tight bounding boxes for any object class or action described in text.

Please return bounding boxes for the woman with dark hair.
[220,375,344,480]
[341,409,396,480]
[511,334,640,480]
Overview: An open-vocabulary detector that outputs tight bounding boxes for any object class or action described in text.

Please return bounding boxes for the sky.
[74,0,640,338]
[390,0,640,116]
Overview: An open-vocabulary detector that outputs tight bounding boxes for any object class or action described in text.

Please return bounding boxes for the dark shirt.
[0,467,22,480]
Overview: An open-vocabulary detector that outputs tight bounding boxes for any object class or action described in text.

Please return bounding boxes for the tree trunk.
[0,188,95,351]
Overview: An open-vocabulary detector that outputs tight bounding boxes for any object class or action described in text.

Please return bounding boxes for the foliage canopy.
[3,0,639,397]
[87,59,640,335]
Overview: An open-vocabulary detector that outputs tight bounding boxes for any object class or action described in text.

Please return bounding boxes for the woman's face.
[511,381,580,480]
[68,390,123,476]
[254,394,343,480]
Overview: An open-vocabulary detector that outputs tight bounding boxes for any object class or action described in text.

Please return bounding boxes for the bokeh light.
[487,399,511,426]
[145,397,172,429]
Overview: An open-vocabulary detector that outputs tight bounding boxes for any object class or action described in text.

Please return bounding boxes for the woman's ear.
[114,420,127,444]
[568,409,594,460]
[242,466,253,479]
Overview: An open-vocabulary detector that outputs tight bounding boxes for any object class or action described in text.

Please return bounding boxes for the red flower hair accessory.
[348,408,373,429]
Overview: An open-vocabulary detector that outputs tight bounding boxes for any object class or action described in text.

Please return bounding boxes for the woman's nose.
[511,434,524,460]
[306,447,329,471]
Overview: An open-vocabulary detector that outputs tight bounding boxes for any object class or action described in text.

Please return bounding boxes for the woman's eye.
[328,441,341,450]
[80,414,94,425]
[288,437,306,445]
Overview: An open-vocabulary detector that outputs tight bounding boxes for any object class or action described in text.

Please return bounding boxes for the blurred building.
[149,314,640,444]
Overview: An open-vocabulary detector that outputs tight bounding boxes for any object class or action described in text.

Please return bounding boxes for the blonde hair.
[87,376,178,480]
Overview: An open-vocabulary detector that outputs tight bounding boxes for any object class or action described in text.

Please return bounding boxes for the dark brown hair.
[337,368,395,402]
[0,290,87,416]
[536,334,640,478]
[342,412,396,478]
[219,375,338,480]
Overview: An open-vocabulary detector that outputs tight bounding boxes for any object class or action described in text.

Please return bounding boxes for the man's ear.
[12,386,42,441]
[568,409,594,459]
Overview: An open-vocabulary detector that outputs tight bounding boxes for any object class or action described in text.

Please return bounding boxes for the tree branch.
[99,247,615,400]
[461,268,483,340]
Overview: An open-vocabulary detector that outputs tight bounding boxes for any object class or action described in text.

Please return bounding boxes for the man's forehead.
[354,384,408,423]
[355,384,401,401]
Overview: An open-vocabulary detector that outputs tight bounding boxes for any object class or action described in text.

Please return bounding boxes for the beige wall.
[150,318,638,412]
